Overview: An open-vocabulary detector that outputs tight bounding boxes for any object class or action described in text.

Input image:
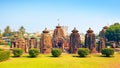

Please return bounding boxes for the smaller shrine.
[52,24,65,51]
[98,26,108,52]
[40,28,52,54]
[85,28,96,53]
[69,27,81,53]
[11,33,26,52]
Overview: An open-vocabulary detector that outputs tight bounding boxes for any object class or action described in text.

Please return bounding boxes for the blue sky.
[0,0,120,34]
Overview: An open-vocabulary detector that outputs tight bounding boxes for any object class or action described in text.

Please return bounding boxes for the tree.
[19,26,25,38]
[19,26,25,35]
[3,26,11,37]
[0,29,2,38]
[105,23,120,45]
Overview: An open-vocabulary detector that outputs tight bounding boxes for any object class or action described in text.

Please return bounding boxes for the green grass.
[0,53,120,68]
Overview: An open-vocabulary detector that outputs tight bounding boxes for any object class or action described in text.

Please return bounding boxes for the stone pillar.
[98,26,108,52]
[85,28,96,53]
[52,24,65,51]
[40,28,52,54]
[69,27,81,53]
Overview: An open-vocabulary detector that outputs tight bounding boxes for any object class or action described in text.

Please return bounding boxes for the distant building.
[80,33,85,45]
[61,26,69,36]
[48,30,54,37]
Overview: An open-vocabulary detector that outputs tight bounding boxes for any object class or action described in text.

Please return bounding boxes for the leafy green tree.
[0,29,2,38]
[105,23,120,45]
[19,26,25,35]
[19,26,25,38]
[3,26,11,37]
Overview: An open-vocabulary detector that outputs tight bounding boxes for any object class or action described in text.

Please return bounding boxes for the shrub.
[13,48,23,57]
[0,49,10,62]
[51,48,62,57]
[29,48,39,57]
[78,48,89,57]
[101,48,114,57]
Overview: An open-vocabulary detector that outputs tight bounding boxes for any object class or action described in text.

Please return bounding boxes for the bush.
[29,48,39,57]
[13,48,23,57]
[51,48,62,57]
[78,48,89,57]
[0,49,10,62]
[101,48,114,57]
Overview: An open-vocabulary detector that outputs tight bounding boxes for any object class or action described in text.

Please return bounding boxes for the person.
[113,42,116,48]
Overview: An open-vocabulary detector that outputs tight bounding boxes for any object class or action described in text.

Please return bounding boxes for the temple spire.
[43,28,49,33]
[72,27,78,33]
[87,28,93,33]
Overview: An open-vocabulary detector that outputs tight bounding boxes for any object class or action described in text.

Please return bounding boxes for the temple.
[85,28,96,53]
[52,24,65,51]
[40,28,52,54]
[9,25,111,54]
[69,27,81,53]
[98,26,108,52]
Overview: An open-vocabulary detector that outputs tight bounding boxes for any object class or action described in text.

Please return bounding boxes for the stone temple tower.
[52,24,65,50]
[69,27,81,53]
[40,28,52,54]
[98,26,108,52]
[85,28,96,53]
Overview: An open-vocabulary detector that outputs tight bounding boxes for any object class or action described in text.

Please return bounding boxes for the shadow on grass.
[10,56,23,58]
[11,55,32,58]
[72,55,90,58]
[98,55,115,58]
[22,56,32,58]
[22,55,41,58]
[11,56,20,58]
[47,55,62,58]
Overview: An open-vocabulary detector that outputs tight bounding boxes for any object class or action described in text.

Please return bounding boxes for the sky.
[0,0,120,34]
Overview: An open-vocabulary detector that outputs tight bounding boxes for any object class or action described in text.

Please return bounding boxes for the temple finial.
[58,23,60,26]
[89,27,91,30]
[45,27,47,30]
[74,27,76,30]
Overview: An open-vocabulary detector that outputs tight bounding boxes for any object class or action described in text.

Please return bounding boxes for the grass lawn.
[0,53,120,68]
